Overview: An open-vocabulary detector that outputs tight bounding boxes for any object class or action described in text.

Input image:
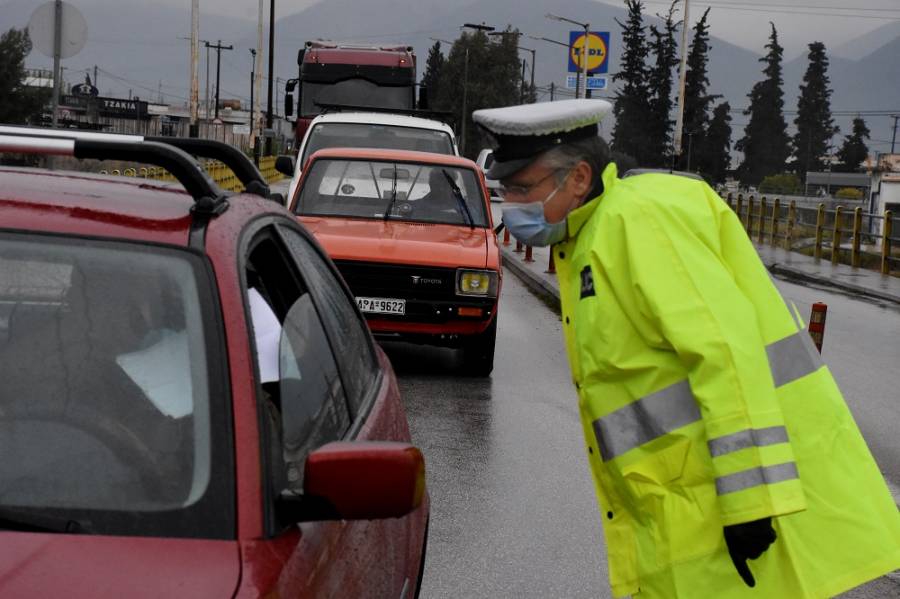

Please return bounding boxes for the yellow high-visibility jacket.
[554,163,900,598]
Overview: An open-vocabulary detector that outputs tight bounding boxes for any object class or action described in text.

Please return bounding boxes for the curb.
[767,264,900,307]
[502,247,900,311]
[501,247,561,311]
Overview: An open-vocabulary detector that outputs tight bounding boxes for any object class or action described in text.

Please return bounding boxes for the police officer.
[473,99,900,598]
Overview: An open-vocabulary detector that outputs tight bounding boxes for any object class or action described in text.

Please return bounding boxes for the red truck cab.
[285,41,417,146]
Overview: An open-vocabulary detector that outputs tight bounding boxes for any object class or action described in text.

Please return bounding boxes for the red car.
[290,148,502,376]
[0,130,428,598]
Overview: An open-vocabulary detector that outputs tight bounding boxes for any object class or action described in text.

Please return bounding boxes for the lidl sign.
[568,31,610,74]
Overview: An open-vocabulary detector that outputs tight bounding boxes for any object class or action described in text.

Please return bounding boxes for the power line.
[639,0,900,19]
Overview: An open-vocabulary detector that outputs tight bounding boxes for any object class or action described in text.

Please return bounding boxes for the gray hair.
[537,136,611,190]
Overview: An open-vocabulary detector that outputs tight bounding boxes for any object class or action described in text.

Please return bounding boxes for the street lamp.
[545,13,589,99]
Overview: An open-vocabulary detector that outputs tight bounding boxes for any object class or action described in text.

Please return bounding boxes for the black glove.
[723,518,777,587]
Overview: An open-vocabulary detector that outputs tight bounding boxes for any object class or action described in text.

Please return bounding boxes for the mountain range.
[4,0,898,154]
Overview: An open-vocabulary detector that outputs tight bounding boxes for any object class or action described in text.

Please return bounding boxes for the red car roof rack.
[0,125,278,202]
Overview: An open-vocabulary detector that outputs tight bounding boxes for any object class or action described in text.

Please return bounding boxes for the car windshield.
[0,233,233,538]
[295,159,488,227]
[301,122,454,165]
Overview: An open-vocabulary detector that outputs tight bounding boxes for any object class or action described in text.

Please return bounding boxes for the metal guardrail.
[725,193,898,276]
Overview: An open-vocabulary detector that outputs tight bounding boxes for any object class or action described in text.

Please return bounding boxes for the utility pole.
[891,115,899,154]
[206,40,233,120]
[520,58,526,104]
[266,0,276,155]
[250,49,256,135]
[50,0,62,128]
[673,0,691,165]
[550,82,555,101]
[205,42,211,121]
[189,0,199,137]
[254,0,264,164]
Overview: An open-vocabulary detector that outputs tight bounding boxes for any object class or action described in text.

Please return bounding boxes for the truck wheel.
[460,317,497,377]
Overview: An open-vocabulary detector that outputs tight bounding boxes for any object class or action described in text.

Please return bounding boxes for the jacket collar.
[567,162,618,238]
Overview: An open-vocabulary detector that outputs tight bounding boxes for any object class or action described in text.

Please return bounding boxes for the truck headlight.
[456,269,498,298]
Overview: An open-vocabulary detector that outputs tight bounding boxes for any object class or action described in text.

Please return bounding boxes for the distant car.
[278,111,459,205]
[475,148,501,200]
[0,130,429,598]
[291,147,502,376]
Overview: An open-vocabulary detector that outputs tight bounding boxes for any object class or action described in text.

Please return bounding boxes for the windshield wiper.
[0,507,88,534]
[442,169,475,229]
[383,164,398,221]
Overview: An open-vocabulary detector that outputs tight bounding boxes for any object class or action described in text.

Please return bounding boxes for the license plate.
[356,297,406,315]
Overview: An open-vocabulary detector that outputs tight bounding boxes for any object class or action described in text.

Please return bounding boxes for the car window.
[278,226,380,418]
[302,122,454,165]
[243,230,351,494]
[0,232,233,538]
[295,159,488,227]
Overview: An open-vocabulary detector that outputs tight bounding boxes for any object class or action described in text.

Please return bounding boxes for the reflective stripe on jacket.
[555,163,900,598]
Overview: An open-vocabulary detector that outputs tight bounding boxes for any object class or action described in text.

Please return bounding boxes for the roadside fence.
[98,155,284,192]
[725,193,899,277]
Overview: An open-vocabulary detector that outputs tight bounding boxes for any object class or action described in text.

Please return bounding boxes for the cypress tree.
[679,8,719,173]
[646,1,679,167]
[836,117,871,172]
[611,0,652,166]
[436,28,521,158]
[705,102,733,184]
[792,42,837,179]
[420,41,445,110]
[736,23,791,186]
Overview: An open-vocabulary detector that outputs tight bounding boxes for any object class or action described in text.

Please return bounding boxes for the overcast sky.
[155,0,900,58]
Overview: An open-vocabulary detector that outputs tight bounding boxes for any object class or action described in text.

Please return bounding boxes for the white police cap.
[473,99,612,179]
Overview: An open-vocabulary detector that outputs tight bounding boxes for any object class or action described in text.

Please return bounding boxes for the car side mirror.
[277,441,426,523]
[275,155,295,177]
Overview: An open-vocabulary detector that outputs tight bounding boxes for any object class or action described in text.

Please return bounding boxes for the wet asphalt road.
[773,278,900,493]
[383,272,610,598]
[383,271,900,599]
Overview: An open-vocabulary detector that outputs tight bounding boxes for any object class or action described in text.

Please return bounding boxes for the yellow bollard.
[758,196,767,244]
[814,203,825,260]
[747,195,755,237]
[785,200,796,250]
[881,211,893,275]
[771,198,780,247]
[851,207,862,268]
[832,205,844,265]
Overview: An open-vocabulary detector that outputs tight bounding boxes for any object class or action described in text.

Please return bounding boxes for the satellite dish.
[28,1,88,59]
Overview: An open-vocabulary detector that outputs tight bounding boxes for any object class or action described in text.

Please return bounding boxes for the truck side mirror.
[285,93,294,117]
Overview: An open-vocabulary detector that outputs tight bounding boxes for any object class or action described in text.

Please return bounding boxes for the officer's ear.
[569,160,594,199]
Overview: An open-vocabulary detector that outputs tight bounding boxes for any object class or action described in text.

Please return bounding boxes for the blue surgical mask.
[500,179,568,247]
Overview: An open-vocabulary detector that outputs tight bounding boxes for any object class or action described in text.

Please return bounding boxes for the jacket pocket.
[620,436,691,486]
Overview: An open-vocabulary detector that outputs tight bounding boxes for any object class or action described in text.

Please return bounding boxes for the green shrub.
[835,187,864,200]
[759,173,802,195]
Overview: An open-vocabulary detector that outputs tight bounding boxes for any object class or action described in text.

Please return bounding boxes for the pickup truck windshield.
[295,159,488,227]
